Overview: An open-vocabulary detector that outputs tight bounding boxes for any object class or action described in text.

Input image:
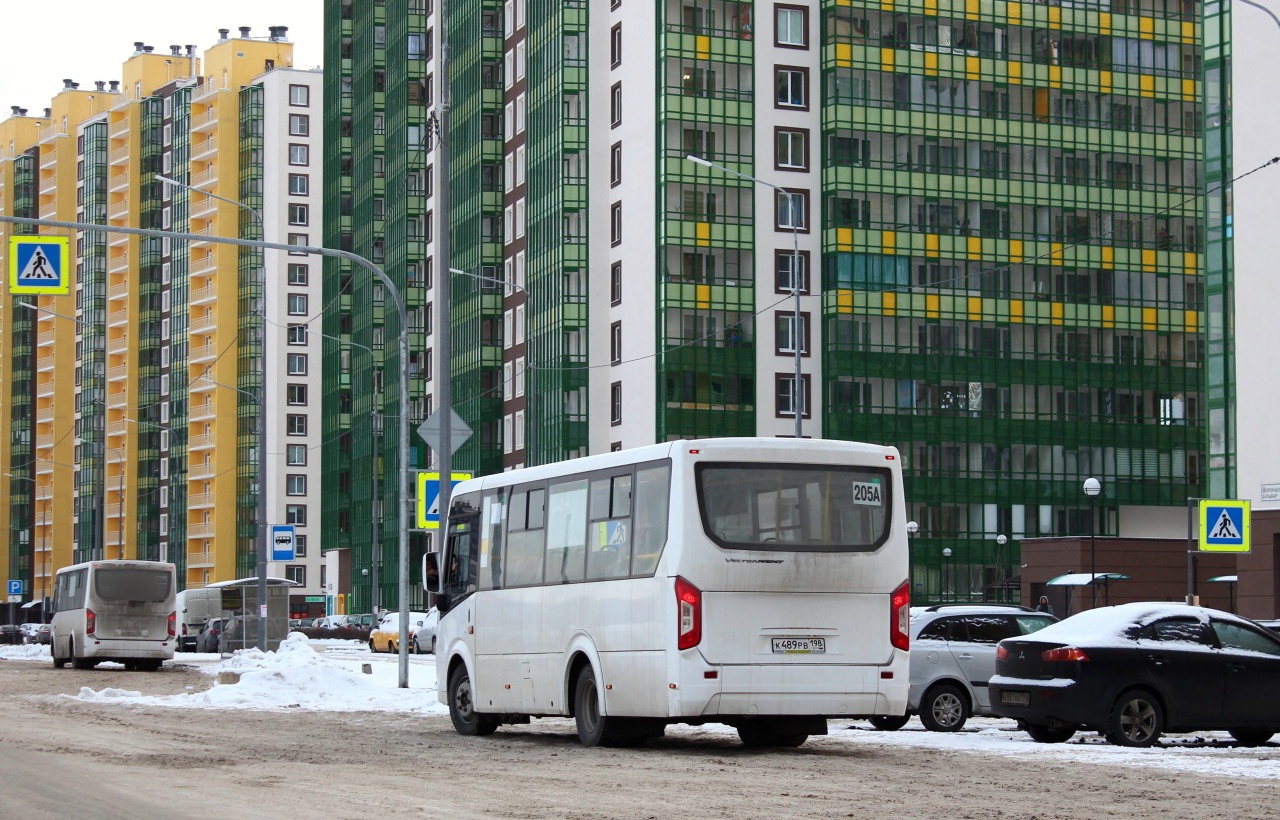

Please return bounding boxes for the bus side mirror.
[436,593,452,615]
[423,552,441,595]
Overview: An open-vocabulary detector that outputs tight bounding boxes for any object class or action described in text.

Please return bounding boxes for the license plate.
[772,637,826,654]
[117,629,141,637]
[1001,691,1030,707]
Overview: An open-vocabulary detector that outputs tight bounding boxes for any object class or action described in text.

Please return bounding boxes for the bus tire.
[737,720,809,748]
[70,636,93,670]
[574,665,639,747]
[448,664,498,737]
[52,637,67,669]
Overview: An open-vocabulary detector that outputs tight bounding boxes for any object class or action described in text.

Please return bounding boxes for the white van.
[51,560,176,671]
[175,587,222,652]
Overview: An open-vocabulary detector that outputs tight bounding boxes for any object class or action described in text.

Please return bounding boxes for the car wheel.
[1106,690,1164,747]
[430,636,437,655]
[919,683,968,732]
[368,639,378,653]
[1230,729,1275,747]
[448,663,499,737]
[1023,723,1076,743]
[868,715,910,731]
[413,638,423,655]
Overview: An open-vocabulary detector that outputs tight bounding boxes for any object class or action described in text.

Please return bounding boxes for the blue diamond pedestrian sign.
[416,471,472,530]
[8,236,70,294]
[1198,499,1250,553]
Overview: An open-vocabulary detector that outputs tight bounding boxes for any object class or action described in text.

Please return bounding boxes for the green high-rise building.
[324,0,1225,607]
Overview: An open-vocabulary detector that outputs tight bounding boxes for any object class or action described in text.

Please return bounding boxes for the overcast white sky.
[0,1,323,116]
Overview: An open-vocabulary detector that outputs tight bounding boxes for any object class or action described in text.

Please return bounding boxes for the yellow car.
[367,611,428,653]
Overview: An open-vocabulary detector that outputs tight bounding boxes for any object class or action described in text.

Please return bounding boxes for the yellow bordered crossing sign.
[416,471,473,529]
[1198,499,1251,553]
[8,236,70,294]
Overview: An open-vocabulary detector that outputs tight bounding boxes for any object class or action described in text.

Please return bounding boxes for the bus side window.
[631,464,671,576]
[545,479,588,584]
[505,486,546,587]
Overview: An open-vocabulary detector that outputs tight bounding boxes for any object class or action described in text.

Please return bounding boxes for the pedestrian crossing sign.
[416,471,473,530]
[1198,499,1251,553]
[8,236,70,294]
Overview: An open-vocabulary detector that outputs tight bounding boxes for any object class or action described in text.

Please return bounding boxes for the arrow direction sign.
[416,408,472,457]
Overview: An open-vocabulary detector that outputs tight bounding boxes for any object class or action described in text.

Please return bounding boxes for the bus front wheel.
[448,664,498,737]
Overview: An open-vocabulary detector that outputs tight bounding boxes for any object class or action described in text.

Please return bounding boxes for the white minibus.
[51,560,177,671]
[425,438,910,747]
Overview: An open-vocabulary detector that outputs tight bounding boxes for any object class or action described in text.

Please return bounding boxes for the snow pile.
[0,643,51,662]
[75,632,446,714]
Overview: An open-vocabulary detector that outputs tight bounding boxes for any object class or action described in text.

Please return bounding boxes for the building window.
[610,82,622,127]
[775,250,810,293]
[285,565,306,585]
[288,174,309,196]
[611,381,622,425]
[287,264,308,286]
[775,311,810,355]
[775,5,809,48]
[286,444,307,466]
[287,324,308,345]
[776,374,811,418]
[287,294,308,315]
[294,534,307,558]
[287,233,309,255]
[775,128,808,171]
[610,203,622,246]
[287,414,308,436]
[287,384,308,405]
[610,23,622,67]
[775,66,808,109]
[288,114,310,136]
[288,144,310,165]
[610,321,622,365]
[288,204,309,225]
[289,84,310,106]
[610,142,622,187]
[286,504,307,526]
[286,474,308,496]
[611,261,622,305]
[287,354,308,376]
[776,189,808,231]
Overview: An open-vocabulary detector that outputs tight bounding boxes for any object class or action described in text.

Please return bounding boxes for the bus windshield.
[93,568,172,603]
[697,462,891,552]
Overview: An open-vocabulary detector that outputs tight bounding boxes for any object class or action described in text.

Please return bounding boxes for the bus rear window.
[93,568,172,602]
[696,463,891,552]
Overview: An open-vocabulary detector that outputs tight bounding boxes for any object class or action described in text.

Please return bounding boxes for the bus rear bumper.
[673,658,909,718]
[83,639,176,660]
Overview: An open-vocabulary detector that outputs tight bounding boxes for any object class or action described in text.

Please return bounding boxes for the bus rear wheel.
[737,720,809,748]
[574,665,642,748]
[448,664,498,737]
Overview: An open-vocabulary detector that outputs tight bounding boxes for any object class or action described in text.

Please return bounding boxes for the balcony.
[37,328,56,347]
[186,550,213,568]
[108,171,130,193]
[189,254,219,277]
[188,491,215,508]
[188,432,215,450]
[190,312,218,334]
[188,521,216,539]
[190,165,218,188]
[108,280,131,300]
[190,460,217,480]
[189,136,218,160]
[189,108,218,132]
[107,307,129,327]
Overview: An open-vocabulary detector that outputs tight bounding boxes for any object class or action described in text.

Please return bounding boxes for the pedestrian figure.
[1036,595,1054,615]
[31,249,51,278]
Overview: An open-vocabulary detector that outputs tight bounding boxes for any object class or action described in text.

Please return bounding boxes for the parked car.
[412,608,439,654]
[349,613,376,629]
[34,624,51,645]
[1255,619,1280,635]
[0,624,20,645]
[869,604,1058,732]
[20,623,43,644]
[369,611,428,653]
[196,617,224,654]
[991,602,1280,747]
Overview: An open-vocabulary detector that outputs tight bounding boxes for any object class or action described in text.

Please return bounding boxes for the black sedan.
[990,602,1280,747]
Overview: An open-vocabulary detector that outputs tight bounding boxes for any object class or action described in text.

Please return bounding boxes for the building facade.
[0,29,328,618]
[327,0,1220,606]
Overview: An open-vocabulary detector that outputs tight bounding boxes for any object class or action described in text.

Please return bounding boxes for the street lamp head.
[942,547,952,558]
[905,520,919,536]
[1083,477,1102,497]
[995,534,1007,545]
[685,154,713,167]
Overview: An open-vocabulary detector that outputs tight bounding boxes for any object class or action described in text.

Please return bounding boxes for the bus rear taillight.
[889,581,910,651]
[85,609,96,636]
[675,576,702,650]
[168,611,177,638]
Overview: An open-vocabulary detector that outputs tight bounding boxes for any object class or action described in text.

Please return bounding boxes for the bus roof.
[54,559,176,575]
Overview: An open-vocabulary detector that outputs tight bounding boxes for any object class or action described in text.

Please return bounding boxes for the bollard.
[361,663,373,675]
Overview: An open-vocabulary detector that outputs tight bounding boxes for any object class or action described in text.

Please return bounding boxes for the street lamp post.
[156,173,271,649]
[906,520,919,597]
[0,212,413,685]
[942,547,953,602]
[993,534,1008,603]
[685,154,804,438]
[1083,477,1101,609]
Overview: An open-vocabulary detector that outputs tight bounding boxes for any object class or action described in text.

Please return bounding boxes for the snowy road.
[2,637,1278,818]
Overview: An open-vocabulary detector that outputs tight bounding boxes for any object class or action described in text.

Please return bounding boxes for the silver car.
[870,604,1058,733]
[412,607,439,654]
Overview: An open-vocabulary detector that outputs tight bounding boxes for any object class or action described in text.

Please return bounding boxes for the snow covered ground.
[3,634,1277,780]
